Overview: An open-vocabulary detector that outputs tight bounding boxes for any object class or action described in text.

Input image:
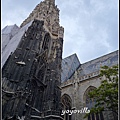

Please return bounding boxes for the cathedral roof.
[69,50,118,81]
[61,54,80,82]
[2,24,20,52]
[2,24,19,35]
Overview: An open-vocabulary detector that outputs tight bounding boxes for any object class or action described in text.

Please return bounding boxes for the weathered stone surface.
[2,1,64,120]
[2,19,64,120]
[20,0,64,40]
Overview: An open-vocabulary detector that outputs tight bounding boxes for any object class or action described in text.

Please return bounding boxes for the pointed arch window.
[42,33,51,51]
[84,86,104,120]
[61,94,72,120]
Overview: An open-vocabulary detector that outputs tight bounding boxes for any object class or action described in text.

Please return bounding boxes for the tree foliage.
[84,65,118,118]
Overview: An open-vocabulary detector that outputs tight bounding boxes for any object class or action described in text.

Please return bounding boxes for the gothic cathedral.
[2,0,64,119]
[2,0,118,120]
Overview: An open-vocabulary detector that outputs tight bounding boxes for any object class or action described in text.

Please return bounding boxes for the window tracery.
[84,86,104,120]
[61,94,72,120]
[42,33,51,51]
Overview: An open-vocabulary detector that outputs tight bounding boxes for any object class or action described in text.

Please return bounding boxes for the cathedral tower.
[20,0,64,39]
[2,0,64,119]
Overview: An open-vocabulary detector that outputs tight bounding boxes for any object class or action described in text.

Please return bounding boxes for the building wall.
[61,50,118,120]
[61,74,102,120]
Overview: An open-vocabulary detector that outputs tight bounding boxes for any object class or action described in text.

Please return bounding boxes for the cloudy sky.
[2,0,118,63]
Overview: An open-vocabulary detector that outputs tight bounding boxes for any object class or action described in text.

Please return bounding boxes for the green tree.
[84,65,118,118]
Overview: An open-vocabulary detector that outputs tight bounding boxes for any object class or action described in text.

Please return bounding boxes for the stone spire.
[20,0,64,39]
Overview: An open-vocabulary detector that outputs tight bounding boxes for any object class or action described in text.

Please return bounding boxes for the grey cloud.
[2,0,118,63]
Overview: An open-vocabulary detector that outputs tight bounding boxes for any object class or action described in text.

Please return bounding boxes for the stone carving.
[20,0,64,39]
[2,18,63,120]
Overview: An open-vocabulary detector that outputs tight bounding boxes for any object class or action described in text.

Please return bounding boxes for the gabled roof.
[61,54,80,82]
[2,24,19,35]
[2,24,20,52]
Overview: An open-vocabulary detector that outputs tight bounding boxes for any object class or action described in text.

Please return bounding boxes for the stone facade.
[61,50,118,120]
[2,0,64,120]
